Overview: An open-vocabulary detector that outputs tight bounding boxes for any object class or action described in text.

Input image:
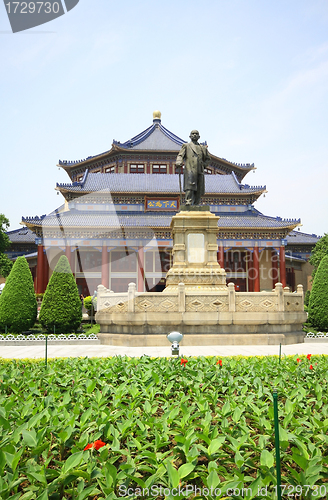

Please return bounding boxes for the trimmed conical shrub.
[0,256,37,333]
[308,254,328,331]
[39,255,82,333]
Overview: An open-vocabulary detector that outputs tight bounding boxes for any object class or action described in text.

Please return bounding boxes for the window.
[76,250,102,272]
[130,164,144,173]
[144,250,172,273]
[152,164,167,174]
[111,250,137,272]
[204,168,213,174]
[105,166,115,173]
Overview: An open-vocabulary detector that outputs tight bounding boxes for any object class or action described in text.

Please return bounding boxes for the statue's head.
[189,130,200,142]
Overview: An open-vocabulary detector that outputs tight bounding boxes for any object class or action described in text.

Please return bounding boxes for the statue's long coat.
[176,142,210,195]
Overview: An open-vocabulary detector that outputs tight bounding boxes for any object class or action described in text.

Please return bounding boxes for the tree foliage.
[39,255,82,333]
[0,256,37,333]
[0,214,10,254]
[0,253,13,278]
[308,254,328,331]
[309,233,328,279]
[0,214,12,278]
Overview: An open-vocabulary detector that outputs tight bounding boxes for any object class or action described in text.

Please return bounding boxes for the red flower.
[296,358,301,363]
[216,360,222,366]
[307,354,312,360]
[180,358,188,366]
[309,365,313,370]
[84,440,106,451]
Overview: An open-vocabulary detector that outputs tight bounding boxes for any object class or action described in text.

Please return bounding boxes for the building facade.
[9,111,319,295]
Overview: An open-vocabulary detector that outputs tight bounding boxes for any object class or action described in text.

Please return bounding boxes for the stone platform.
[95,209,306,346]
[96,282,306,345]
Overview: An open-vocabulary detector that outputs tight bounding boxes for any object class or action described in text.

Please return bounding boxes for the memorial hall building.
[7,111,319,295]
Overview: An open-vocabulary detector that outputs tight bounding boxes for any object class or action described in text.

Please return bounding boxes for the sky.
[1,0,328,236]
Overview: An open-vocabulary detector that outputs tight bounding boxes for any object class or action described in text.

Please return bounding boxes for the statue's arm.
[203,145,211,167]
[176,144,187,167]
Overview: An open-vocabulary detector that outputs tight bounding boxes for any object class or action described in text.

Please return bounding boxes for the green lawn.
[0,355,327,499]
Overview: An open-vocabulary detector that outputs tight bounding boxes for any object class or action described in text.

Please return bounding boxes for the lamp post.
[167,331,183,356]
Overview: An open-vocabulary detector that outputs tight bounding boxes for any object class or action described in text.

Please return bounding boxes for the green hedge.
[308,254,328,331]
[39,255,82,334]
[0,256,37,333]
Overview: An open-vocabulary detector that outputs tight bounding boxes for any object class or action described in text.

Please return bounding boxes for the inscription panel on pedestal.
[187,233,205,263]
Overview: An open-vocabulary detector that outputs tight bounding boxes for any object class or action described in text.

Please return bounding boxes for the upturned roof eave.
[218,223,301,231]
[57,145,119,170]
[209,152,255,172]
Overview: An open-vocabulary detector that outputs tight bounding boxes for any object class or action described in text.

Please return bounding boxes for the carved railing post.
[128,282,136,313]
[178,282,185,313]
[275,282,284,312]
[97,284,107,312]
[228,282,235,312]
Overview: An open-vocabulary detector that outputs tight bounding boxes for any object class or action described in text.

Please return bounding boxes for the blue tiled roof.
[22,210,300,230]
[7,227,37,243]
[217,213,300,229]
[286,230,321,244]
[58,116,254,171]
[57,172,266,195]
[113,121,186,150]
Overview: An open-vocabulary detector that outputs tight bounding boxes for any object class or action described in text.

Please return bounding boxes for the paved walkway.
[1,343,327,359]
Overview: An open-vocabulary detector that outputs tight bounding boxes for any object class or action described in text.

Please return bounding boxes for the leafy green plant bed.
[0,355,327,499]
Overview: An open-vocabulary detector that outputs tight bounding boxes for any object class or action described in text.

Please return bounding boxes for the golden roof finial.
[153,110,161,121]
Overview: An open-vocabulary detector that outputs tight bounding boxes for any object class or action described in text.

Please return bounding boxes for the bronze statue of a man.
[176,130,210,206]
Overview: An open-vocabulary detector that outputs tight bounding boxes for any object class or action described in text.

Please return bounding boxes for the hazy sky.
[1,0,328,236]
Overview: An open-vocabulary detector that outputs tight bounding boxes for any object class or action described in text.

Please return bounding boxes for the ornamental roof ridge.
[21,214,46,222]
[230,161,255,169]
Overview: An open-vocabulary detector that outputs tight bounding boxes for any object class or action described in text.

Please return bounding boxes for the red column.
[271,250,279,288]
[70,247,76,275]
[102,245,109,289]
[279,246,286,288]
[137,247,145,292]
[253,247,260,292]
[248,250,253,292]
[43,250,49,293]
[218,243,224,268]
[36,245,44,294]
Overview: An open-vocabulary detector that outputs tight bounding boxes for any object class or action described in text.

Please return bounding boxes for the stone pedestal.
[164,208,226,290]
